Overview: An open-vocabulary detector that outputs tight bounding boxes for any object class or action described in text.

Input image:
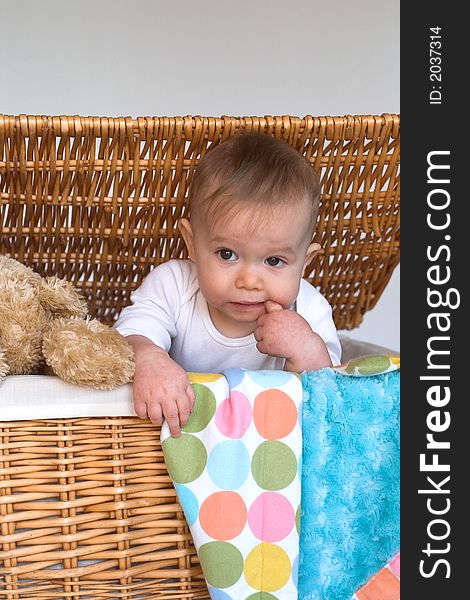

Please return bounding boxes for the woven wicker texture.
[0,114,400,330]
[0,418,208,599]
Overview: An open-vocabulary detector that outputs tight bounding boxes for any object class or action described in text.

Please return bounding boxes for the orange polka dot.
[199,491,247,540]
[253,389,298,439]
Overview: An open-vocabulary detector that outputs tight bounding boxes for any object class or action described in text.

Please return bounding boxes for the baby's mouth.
[230,301,265,310]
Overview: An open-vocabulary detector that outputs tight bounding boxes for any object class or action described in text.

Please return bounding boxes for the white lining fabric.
[0,375,135,421]
[0,337,397,422]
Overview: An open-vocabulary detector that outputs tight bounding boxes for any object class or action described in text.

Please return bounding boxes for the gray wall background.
[1,0,400,351]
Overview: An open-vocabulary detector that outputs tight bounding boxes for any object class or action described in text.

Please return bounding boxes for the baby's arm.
[254,301,333,371]
[127,334,195,437]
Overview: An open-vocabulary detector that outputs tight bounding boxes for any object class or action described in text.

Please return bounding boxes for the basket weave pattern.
[0,418,207,599]
[0,114,400,330]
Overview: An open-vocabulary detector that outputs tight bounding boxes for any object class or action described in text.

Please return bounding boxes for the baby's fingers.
[163,402,182,438]
[177,394,192,429]
[265,300,283,313]
[187,383,196,410]
[134,399,149,420]
[253,325,264,342]
[147,401,163,426]
[256,339,268,355]
[177,384,196,428]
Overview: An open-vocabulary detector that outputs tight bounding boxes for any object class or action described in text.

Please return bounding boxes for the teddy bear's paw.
[0,348,10,382]
[42,318,135,389]
[39,278,88,319]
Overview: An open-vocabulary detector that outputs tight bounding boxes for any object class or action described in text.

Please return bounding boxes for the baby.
[115,133,341,436]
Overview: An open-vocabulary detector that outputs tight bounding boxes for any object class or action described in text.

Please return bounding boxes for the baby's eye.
[265,256,285,267]
[218,249,237,261]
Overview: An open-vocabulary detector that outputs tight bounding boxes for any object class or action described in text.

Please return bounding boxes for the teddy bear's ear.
[38,277,88,319]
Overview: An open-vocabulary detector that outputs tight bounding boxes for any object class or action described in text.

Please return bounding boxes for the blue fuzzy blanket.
[299,367,400,599]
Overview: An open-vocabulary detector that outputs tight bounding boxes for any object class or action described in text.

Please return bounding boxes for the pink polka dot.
[248,492,295,542]
[215,391,252,438]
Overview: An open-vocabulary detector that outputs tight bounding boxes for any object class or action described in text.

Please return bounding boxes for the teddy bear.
[0,255,134,389]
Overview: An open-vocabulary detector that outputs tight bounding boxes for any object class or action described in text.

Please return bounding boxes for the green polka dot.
[199,541,244,588]
[246,593,279,599]
[162,434,207,483]
[295,504,301,534]
[345,355,391,375]
[251,441,297,490]
[182,383,216,432]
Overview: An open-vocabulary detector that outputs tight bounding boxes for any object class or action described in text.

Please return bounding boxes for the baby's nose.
[235,265,263,289]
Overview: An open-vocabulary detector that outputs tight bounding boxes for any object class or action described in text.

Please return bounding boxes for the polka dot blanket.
[161,356,400,600]
[162,368,302,598]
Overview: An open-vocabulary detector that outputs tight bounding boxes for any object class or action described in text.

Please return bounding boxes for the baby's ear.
[178,218,196,261]
[303,242,323,273]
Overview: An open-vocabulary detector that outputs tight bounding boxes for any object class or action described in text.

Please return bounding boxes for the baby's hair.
[188,133,321,233]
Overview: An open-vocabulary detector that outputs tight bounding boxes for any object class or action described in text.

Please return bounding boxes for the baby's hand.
[254,301,332,372]
[129,336,195,437]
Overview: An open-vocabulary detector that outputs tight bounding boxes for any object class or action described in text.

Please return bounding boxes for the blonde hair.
[189,133,320,232]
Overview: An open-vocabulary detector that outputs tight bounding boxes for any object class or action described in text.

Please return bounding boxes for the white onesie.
[114,259,341,371]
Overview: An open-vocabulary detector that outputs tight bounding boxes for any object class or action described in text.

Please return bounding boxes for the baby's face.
[180,202,319,338]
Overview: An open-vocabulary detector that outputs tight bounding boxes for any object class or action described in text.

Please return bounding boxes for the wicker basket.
[0,113,400,330]
[0,415,208,599]
[0,114,400,599]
